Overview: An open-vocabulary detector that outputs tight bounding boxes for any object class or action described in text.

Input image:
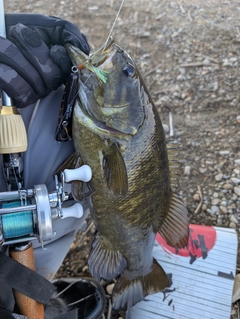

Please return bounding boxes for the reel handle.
[64,165,92,183]
[61,203,83,219]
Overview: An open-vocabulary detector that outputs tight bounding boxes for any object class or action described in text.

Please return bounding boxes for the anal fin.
[159,190,189,248]
[88,233,127,281]
[112,258,170,310]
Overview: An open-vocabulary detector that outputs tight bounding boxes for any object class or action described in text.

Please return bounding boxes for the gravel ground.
[4,0,240,318]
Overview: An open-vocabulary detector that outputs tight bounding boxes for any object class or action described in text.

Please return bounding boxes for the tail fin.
[112,258,170,310]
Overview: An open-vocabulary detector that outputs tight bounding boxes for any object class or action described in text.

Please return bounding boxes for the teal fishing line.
[1,201,33,239]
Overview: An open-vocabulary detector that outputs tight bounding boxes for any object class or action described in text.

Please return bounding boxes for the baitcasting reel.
[0,165,92,247]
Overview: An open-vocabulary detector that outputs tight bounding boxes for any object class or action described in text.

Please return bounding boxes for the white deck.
[129,225,238,319]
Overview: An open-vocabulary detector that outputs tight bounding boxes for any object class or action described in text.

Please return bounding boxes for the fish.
[64,38,189,310]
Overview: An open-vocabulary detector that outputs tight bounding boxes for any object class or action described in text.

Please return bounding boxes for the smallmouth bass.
[64,39,189,310]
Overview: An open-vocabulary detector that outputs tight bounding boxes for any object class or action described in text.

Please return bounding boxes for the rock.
[234,169,240,175]
[219,150,230,155]
[184,166,191,176]
[219,206,228,214]
[221,190,228,194]
[231,177,240,184]
[91,224,96,233]
[181,93,186,99]
[217,216,222,225]
[82,265,89,272]
[222,183,233,190]
[193,193,200,201]
[106,283,115,295]
[229,57,238,63]
[234,187,240,197]
[175,130,183,136]
[230,214,238,224]
[229,221,237,229]
[220,200,227,207]
[202,204,207,211]
[203,58,210,65]
[179,68,186,74]
[70,243,77,250]
[211,198,220,205]
[213,192,219,198]
[88,5,99,10]
[230,98,238,107]
[199,167,207,174]
[232,273,240,303]
[204,199,209,206]
[215,173,223,181]
[223,174,230,180]
[177,74,186,81]
[163,124,169,133]
[206,160,214,165]
[210,206,219,215]
[235,159,240,166]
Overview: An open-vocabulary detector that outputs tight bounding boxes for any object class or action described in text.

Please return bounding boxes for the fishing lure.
[77,60,110,84]
[72,36,116,84]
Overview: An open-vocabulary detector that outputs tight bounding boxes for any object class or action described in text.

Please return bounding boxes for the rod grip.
[9,243,44,319]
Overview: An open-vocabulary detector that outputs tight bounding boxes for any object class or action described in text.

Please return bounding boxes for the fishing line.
[67,0,126,110]
[83,0,126,82]
[101,0,125,53]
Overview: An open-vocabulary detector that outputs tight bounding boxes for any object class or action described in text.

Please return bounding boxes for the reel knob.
[64,165,92,183]
[61,203,83,219]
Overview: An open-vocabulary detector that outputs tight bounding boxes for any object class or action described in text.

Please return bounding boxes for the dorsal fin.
[167,142,181,191]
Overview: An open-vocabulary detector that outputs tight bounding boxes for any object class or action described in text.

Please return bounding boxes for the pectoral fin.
[72,180,94,201]
[55,152,83,174]
[159,190,189,248]
[103,143,128,197]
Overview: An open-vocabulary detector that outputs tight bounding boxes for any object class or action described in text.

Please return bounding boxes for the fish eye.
[122,64,135,77]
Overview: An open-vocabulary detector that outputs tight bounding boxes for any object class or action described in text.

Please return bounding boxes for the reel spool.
[0,165,92,247]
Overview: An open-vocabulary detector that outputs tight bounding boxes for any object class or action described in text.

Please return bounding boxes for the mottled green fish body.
[65,41,189,310]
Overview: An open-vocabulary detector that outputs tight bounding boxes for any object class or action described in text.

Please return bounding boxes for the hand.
[0,13,90,108]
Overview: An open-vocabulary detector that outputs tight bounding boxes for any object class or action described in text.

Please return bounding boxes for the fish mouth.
[74,97,130,140]
[72,43,130,136]
[67,40,140,138]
